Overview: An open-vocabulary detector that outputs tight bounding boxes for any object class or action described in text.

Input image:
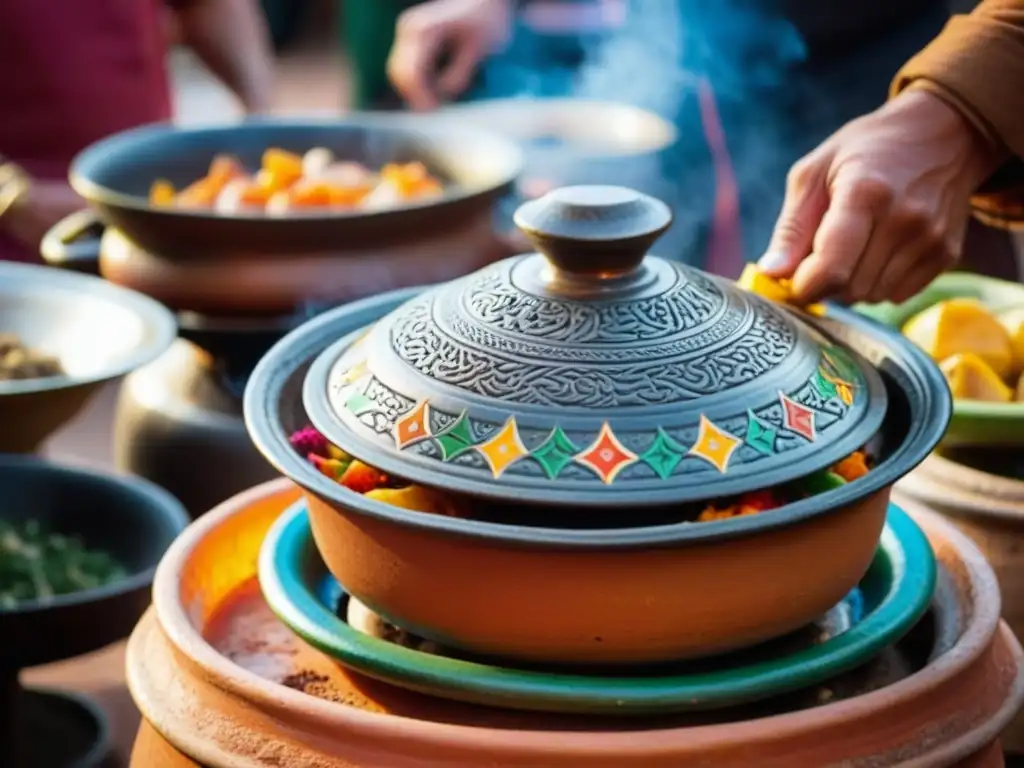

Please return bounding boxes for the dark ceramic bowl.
[69,116,523,260]
[50,117,523,314]
[245,290,950,665]
[0,261,177,453]
[0,455,188,766]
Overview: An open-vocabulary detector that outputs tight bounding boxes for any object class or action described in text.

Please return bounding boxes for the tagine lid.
[304,186,888,507]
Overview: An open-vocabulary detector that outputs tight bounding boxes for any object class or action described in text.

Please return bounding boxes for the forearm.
[890,0,1024,228]
[172,0,276,113]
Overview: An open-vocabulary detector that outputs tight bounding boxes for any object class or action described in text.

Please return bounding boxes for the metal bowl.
[0,262,176,452]
[69,116,523,260]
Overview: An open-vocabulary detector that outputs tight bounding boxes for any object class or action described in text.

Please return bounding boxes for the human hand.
[2,180,85,254]
[388,0,513,111]
[758,89,1002,305]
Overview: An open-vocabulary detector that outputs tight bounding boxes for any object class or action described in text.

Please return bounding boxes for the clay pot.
[897,451,1024,753]
[126,477,1024,767]
[245,283,947,665]
[304,489,889,664]
[43,209,511,315]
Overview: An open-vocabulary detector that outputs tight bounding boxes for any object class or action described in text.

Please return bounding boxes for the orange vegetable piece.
[261,148,304,190]
[832,451,869,482]
[175,178,220,208]
[289,180,334,208]
[207,154,244,186]
[380,162,442,199]
[326,183,373,207]
[149,180,175,206]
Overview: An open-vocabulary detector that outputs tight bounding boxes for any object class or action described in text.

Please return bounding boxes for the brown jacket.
[892,0,1024,228]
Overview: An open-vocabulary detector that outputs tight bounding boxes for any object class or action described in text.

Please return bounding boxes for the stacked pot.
[126,186,1024,766]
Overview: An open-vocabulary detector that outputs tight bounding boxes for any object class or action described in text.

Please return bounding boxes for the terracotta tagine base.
[258,498,936,715]
[127,478,1024,767]
[896,447,1024,754]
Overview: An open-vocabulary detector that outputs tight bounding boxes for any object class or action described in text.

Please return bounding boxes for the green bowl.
[855,273,1024,447]
[259,500,936,716]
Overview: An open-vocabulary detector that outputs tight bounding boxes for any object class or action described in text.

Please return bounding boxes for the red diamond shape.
[576,423,637,484]
[779,392,817,441]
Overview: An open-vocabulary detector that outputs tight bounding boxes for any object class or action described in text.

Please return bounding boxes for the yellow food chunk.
[149,179,175,206]
[738,264,791,303]
[939,352,1013,402]
[737,264,828,316]
[903,298,1014,380]
[364,485,464,518]
[999,306,1024,376]
[1016,371,1024,402]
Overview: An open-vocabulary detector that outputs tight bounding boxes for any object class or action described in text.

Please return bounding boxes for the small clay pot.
[126,478,1024,768]
[897,452,1024,753]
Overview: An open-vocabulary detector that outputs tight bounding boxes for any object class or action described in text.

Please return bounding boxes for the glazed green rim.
[855,272,1024,420]
[259,500,936,715]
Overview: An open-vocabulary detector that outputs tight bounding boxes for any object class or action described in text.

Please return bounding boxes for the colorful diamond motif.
[744,410,777,455]
[779,392,817,441]
[531,426,579,480]
[340,360,369,384]
[639,428,686,480]
[835,382,854,406]
[688,415,742,473]
[343,390,374,416]
[433,411,477,461]
[576,423,638,484]
[477,417,530,478]
[812,368,838,400]
[393,400,432,449]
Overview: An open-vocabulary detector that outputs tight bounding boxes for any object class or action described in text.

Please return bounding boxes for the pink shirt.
[0,0,173,261]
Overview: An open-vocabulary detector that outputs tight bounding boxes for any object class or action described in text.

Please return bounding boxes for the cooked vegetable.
[0,520,127,608]
[150,149,443,214]
[940,352,1013,403]
[737,264,826,316]
[290,427,871,525]
[0,334,65,381]
[902,298,1013,380]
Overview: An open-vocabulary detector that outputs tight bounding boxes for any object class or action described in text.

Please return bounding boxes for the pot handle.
[40,209,104,276]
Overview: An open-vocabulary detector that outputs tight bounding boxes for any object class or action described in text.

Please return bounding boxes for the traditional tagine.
[246,185,951,666]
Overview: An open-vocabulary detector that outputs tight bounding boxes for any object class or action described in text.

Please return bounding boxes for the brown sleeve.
[891,0,1024,230]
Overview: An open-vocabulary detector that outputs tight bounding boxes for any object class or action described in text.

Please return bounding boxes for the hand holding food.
[758,90,1001,305]
[150,148,444,215]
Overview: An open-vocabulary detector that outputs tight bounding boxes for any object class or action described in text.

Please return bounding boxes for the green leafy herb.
[0,520,126,609]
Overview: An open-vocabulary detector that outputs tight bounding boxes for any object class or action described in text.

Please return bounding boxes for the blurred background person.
[384,0,1019,280]
[0,0,275,264]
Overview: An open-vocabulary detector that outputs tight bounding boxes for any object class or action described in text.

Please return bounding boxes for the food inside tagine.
[149,148,444,215]
[289,426,870,525]
[901,298,1024,403]
[0,333,65,381]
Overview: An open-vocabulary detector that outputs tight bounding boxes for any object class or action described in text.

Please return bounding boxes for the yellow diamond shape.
[476,417,529,478]
[688,415,742,474]
[340,359,369,384]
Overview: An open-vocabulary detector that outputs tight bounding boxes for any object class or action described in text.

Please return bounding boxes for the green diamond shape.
[344,391,374,416]
[433,411,476,461]
[639,428,686,480]
[531,426,579,480]
[812,368,838,400]
[745,410,778,455]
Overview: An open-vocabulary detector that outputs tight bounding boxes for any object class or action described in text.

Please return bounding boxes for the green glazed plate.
[259,501,936,716]
[855,272,1024,447]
